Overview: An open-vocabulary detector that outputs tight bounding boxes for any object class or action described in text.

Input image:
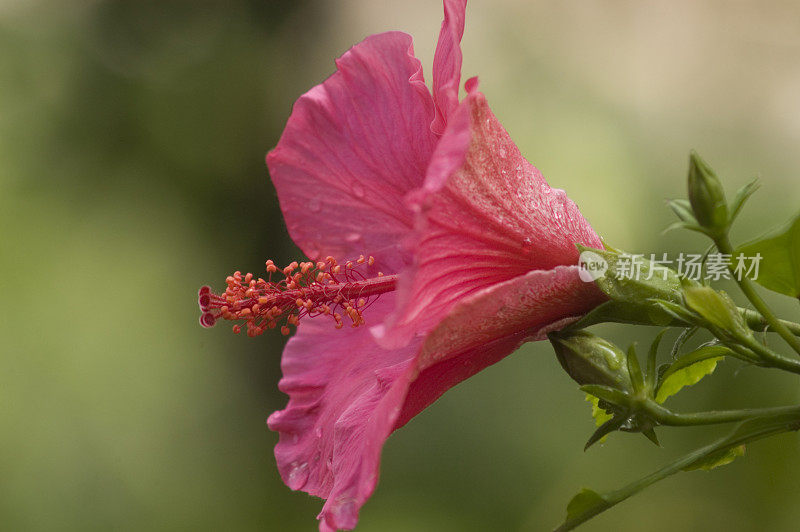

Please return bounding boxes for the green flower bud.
[683,285,751,338]
[577,246,683,306]
[688,150,728,233]
[549,330,632,389]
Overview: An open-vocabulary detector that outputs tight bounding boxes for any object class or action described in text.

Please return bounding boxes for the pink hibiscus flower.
[198,1,605,530]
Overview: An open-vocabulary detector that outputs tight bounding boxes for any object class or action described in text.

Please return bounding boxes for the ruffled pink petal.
[381,89,603,346]
[267,295,422,532]
[266,31,437,272]
[431,0,468,135]
[269,268,605,531]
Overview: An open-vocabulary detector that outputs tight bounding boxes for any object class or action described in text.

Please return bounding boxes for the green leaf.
[585,394,613,427]
[736,212,800,298]
[683,445,745,471]
[661,345,731,380]
[559,489,612,530]
[655,354,723,403]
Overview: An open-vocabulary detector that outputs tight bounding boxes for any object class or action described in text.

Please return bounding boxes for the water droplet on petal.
[345,232,362,243]
[287,461,310,489]
[309,198,322,212]
[352,184,365,199]
[521,237,534,252]
[498,147,507,158]
[334,497,358,522]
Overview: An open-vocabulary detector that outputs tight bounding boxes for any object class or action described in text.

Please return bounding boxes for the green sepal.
[567,300,688,329]
[664,199,711,235]
[585,415,627,451]
[729,178,760,224]
[646,329,669,393]
[641,427,661,447]
[667,199,698,224]
[649,298,698,324]
[662,221,706,236]
[580,385,631,408]
[626,344,645,395]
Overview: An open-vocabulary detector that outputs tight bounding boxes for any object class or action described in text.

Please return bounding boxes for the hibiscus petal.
[267,295,421,532]
[431,0,468,135]
[396,266,606,427]
[380,89,603,345]
[266,31,437,272]
[269,268,603,531]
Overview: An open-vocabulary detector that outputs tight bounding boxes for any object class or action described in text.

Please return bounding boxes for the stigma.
[198,255,396,337]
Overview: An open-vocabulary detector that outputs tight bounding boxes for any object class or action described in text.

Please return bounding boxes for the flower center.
[198,255,396,337]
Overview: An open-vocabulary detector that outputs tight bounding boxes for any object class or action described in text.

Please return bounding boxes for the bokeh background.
[2,0,800,530]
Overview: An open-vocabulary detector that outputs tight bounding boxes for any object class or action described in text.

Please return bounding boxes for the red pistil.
[198,255,395,337]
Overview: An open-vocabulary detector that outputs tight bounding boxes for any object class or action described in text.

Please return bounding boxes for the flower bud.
[549,330,631,389]
[577,246,683,309]
[688,150,728,233]
[682,285,751,338]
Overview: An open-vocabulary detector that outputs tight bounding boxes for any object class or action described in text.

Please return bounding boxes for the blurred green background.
[2,1,800,530]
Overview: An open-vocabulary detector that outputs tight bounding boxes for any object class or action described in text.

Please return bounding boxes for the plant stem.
[555,408,800,531]
[717,235,800,355]
[704,323,800,374]
[736,334,800,373]
[741,308,800,337]
[645,402,800,426]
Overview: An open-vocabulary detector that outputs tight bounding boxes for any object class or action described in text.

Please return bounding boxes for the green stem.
[735,332,800,374]
[645,402,800,426]
[704,323,800,374]
[555,408,800,531]
[717,235,800,355]
[741,308,800,337]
